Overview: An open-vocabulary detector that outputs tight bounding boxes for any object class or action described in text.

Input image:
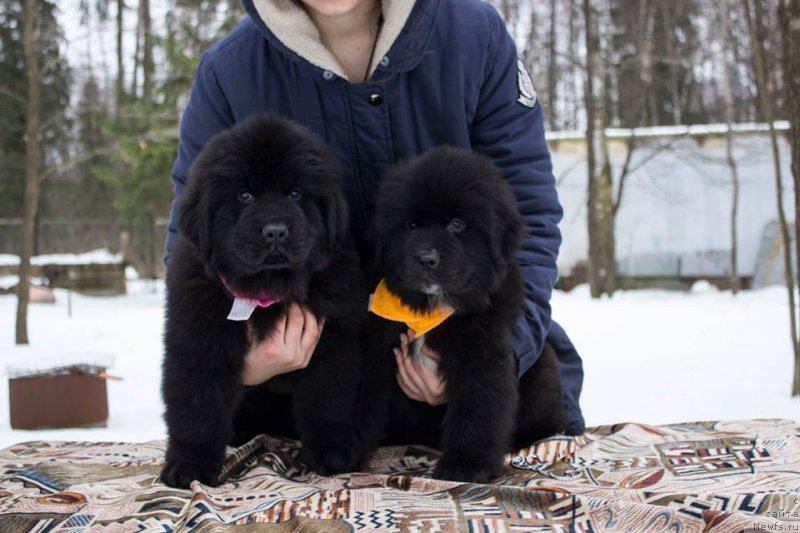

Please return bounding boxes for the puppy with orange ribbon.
[358,147,568,483]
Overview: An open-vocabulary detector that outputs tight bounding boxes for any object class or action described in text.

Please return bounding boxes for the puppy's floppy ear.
[306,148,349,251]
[489,183,524,274]
[367,220,390,279]
[370,162,410,274]
[324,190,349,250]
[176,172,211,257]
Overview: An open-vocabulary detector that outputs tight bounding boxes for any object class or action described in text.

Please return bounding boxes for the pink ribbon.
[219,276,281,321]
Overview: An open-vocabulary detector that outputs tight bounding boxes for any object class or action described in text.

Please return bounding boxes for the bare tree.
[637,0,656,127]
[743,0,799,394]
[127,1,154,102]
[115,0,125,117]
[721,0,742,293]
[567,0,581,130]
[130,0,141,97]
[15,0,42,345]
[141,0,154,106]
[779,0,800,396]
[547,0,558,131]
[584,0,616,298]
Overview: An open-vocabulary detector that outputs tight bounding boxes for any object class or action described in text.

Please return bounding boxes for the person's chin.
[299,0,372,18]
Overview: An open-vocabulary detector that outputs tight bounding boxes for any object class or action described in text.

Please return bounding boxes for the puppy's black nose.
[262,223,289,244]
[415,249,440,270]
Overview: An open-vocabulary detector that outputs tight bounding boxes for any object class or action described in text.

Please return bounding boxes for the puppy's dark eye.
[288,188,302,200]
[238,190,254,204]
[406,221,418,231]
[447,218,466,233]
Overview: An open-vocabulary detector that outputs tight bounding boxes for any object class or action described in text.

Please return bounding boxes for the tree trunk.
[584,0,616,298]
[665,8,683,125]
[637,0,655,126]
[568,0,579,130]
[141,0,154,105]
[116,0,125,117]
[584,0,599,297]
[722,0,741,294]
[131,0,141,97]
[148,216,156,281]
[743,0,799,395]
[724,130,741,293]
[16,0,42,345]
[779,0,800,396]
[547,0,557,131]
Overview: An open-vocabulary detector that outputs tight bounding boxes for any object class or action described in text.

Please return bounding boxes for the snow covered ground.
[0,281,796,448]
[559,283,799,427]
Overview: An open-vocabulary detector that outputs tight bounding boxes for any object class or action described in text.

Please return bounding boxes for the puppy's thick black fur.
[161,114,367,488]
[359,147,568,483]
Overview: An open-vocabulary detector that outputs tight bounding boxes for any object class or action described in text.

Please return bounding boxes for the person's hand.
[394,330,447,405]
[241,304,325,386]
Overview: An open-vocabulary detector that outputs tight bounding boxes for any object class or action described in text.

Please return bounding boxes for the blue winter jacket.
[165,0,585,435]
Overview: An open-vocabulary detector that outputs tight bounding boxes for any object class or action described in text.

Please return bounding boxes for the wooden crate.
[9,366,109,430]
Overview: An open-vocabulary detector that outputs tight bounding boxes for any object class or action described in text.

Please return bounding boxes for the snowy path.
[0,281,796,447]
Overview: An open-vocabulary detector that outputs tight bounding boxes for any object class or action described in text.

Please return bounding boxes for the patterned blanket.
[0,419,797,532]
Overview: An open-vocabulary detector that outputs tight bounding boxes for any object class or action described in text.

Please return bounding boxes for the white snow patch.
[547,121,791,141]
[554,285,799,427]
[0,276,49,290]
[7,352,116,379]
[125,266,140,281]
[0,283,796,447]
[0,248,123,267]
[690,280,718,294]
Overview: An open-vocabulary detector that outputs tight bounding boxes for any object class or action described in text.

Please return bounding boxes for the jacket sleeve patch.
[516,59,537,108]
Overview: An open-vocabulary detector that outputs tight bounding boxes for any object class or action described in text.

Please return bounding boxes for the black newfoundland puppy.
[360,147,568,483]
[161,114,367,488]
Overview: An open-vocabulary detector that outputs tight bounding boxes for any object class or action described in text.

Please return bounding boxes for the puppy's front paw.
[160,458,221,489]
[300,435,362,476]
[432,459,499,484]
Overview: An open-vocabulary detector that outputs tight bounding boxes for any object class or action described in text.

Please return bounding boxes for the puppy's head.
[177,114,348,299]
[373,146,523,312]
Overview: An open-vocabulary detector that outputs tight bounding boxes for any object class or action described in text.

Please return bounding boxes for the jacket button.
[323,70,335,81]
[368,93,383,105]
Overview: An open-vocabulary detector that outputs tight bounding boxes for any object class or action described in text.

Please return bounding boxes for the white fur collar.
[251,0,417,81]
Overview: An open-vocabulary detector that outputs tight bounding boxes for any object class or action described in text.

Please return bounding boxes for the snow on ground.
[546,120,790,141]
[0,248,123,267]
[0,281,797,448]
[556,284,799,427]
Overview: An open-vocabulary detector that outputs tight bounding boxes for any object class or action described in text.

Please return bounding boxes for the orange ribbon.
[368,279,454,336]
